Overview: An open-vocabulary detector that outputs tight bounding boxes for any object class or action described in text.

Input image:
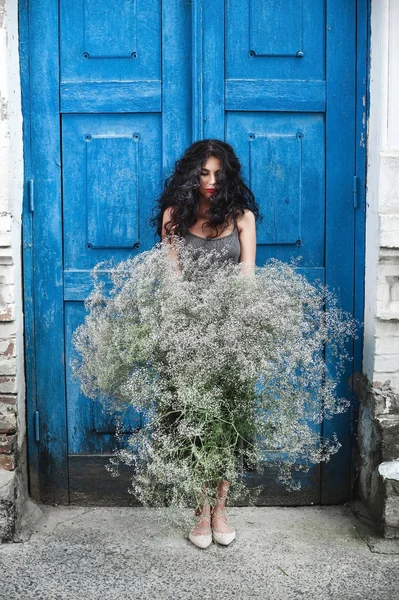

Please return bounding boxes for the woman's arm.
[237,209,256,276]
[161,206,182,275]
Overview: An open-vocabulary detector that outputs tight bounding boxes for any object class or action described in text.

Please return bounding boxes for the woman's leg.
[190,485,211,536]
[211,479,235,534]
[188,484,214,549]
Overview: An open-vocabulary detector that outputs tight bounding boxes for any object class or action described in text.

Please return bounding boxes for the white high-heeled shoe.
[211,498,236,546]
[188,512,212,549]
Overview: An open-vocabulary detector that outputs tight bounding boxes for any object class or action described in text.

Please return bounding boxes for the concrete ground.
[1,501,399,600]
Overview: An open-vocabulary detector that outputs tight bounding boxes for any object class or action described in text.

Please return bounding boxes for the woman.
[150,139,260,548]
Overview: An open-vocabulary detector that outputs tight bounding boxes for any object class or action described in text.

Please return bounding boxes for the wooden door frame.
[19,0,369,504]
[348,0,369,502]
[20,0,67,503]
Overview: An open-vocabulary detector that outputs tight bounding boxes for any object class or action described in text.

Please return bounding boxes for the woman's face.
[198,155,222,200]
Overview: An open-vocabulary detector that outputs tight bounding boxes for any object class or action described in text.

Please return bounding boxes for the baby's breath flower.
[71,238,359,525]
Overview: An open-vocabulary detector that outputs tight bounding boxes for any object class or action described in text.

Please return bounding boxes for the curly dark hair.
[149,139,262,240]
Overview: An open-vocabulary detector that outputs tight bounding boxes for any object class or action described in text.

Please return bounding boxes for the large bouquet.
[71,238,358,526]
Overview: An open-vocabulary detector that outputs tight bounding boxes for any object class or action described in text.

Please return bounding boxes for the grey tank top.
[183,221,241,265]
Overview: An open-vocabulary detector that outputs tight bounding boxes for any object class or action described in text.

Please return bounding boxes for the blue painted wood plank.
[19,0,41,499]
[66,304,141,454]
[191,0,204,141]
[226,80,326,112]
[203,0,224,139]
[25,0,68,503]
[321,0,357,504]
[60,81,162,113]
[63,270,114,301]
[160,0,192,187]
[192,0,224,141]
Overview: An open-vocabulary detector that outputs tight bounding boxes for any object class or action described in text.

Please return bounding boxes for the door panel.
[226,113,325,266]
[226,0,325,79]
[62,114,162,501]
[62,114,162,266]
[60,0,161,81]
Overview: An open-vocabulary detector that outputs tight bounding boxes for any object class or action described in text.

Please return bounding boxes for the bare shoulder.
[162,206,177,239]
[162,205,174,223]
[162,205,177,228]
[236,209,255,233]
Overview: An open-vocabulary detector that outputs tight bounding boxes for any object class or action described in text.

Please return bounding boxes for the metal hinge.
[34,410,40,442]
[28,179,34,212]
[353,175,359,208]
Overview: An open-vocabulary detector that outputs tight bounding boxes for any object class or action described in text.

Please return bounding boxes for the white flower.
[71,238,359,520]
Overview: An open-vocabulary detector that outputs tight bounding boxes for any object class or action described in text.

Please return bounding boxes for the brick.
[0,304,16,322]
[375,336,399,355]
[0,215,12,247]
[0,433,16,454]
[0,405,16,433]
[0,394,17,405]
[373,373,399,393]
[384,494,399,538]
[386,478,399,496]
[378,461,399,538]
[376,258,399,320]
[375,319,399,337]
[0,321,17,338]
[0,455,15,470]
[0,248,13,264]
[371,379,399,414]
[0,375,17,394]
[0,284,15,306]
[0,356,16,376]
[378,415,399,461]
[379,153,399,214]
[380,214,399,248]
[375,354,399,373]
[0,339,15,356]
[0,266,15,285]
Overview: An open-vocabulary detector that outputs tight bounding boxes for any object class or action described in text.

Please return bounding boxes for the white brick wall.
[365,0,399,393]
[0,0,25,473]
[0,0,26,541]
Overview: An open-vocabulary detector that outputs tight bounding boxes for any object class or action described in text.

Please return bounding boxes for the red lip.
[206,189,215,192]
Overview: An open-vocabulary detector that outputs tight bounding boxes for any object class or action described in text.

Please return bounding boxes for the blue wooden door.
[23,0,364,505]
